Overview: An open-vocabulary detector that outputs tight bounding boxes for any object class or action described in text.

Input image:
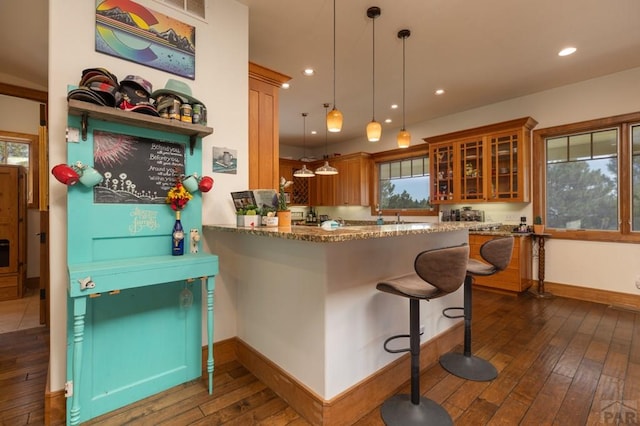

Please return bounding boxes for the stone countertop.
[204,221,502,243]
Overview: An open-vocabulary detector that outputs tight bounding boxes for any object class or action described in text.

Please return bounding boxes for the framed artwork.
[95,0,196,80]
[212,146,237,174]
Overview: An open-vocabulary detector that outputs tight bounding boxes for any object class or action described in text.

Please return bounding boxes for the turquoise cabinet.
[65,101,218,425]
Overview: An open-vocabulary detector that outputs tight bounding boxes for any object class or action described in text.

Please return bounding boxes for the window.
[156,0,205,19]
[371,145,436,216]
[533,112,640,242]
[0,131,38,208]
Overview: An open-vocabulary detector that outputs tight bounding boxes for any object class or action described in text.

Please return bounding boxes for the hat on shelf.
[68,67,121,107]
[151,78,203,106]
[117,75,159,116]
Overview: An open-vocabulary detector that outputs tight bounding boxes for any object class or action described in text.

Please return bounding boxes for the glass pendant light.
[366,6,381,142]
[316,103,339,175]
[327,0,343,133]
[294,113,315,178]
[397,29,411,149]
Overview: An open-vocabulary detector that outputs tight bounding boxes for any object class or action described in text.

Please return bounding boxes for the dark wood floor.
[2,289,639,425]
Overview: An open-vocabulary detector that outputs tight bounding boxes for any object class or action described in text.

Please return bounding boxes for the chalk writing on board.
[92,130,185,204]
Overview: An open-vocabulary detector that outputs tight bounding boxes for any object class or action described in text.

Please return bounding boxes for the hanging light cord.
[401,33,406,130]
[324,103,330,156]
[371,12,376,120]
[332,0,337,110]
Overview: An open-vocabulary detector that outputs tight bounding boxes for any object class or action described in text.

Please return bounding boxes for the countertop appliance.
[441,208,484,222]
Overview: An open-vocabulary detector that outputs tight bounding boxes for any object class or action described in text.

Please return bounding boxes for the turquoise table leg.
[70,297,87,426]
[206,276,215,394]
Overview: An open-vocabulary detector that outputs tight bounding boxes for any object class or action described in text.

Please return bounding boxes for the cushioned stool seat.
[439,236,514,381]
[376,244,469,426]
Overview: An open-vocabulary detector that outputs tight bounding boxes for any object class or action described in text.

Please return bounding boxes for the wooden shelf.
[67,99,214,154]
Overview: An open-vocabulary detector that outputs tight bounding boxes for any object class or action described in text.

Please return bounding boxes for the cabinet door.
[458,138,485,202]
[488,129,525,202]
[430,144,455,203]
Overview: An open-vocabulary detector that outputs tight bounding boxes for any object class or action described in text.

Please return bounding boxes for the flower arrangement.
[166,180,193,211]
[278,176,293,211]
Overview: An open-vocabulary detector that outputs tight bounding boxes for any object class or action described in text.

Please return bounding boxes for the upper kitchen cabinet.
[425,117,537,204]
[249,63,291,190]
[310,153,371,206]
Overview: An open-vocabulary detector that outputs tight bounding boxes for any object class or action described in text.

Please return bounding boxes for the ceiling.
[3,1,640,151]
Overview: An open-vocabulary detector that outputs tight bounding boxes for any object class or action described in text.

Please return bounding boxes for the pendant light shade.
[366,6,381,142]
[294,113,315,178]
[397,29,411,149]
[327,108,343,133]
[367,120,382,142]
[327,0,342,133]
[316,103,338,175]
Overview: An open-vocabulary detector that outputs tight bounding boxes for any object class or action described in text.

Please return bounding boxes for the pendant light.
[316,103,339,175]
[366,6,381,142]
[327,0,343,132]
[397,29,411,148]
[294,113,315,178]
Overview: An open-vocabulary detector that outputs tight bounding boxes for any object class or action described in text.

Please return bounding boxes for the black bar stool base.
[380,394,453,426]
[439,352,497,381]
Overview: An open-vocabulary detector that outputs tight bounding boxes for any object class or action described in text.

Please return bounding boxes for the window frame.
[370,144,437,217]
[0,130,39,209]
[532,111,640,243]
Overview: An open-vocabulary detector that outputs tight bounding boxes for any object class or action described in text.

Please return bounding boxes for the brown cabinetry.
[425,117,537,204]
[279,158,311,206]
[309,153,371,206]
[0,165,26,301]
[249,62,290,190]
[469,234,532,293]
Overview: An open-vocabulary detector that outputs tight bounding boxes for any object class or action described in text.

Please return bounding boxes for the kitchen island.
[204,222,492,424]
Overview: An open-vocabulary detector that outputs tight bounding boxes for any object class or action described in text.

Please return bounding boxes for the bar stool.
[439,236,514,381]
[376,244,469,426]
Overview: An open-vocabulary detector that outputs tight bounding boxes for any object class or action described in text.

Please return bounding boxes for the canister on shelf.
[168,99,181,120]
[192,103,206,125]
[180,103,193,123]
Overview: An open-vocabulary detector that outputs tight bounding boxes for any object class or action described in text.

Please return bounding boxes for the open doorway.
[0,86,49,334]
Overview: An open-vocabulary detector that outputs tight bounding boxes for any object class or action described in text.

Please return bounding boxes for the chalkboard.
[92,130,185,204]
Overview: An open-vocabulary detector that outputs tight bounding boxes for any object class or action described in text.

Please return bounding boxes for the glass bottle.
[172,211,185,256]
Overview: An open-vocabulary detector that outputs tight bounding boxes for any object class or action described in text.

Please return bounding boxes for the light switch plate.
[66,127,80,143]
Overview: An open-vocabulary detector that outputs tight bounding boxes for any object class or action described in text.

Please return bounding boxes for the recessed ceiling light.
[282,83,290,89]
[435,89,445,95]
[385,118,392,123]
[391,104,398,109]
[558,47,577,57]
[302,68,315,76]
[311,130,317,135]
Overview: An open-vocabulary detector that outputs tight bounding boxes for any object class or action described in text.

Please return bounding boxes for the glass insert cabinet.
[425,117,538,204]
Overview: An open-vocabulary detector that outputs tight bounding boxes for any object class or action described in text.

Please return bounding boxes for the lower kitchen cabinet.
[469,233,532,293]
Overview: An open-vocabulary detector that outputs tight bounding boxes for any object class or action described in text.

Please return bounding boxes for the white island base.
[208,224,470,424]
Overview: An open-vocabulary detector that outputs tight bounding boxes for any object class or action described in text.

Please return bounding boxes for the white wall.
[300,66,640,296]
[0,95,41,278]
[48,0,247,391]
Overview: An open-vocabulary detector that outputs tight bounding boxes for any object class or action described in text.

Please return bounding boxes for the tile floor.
[0,284,43,334]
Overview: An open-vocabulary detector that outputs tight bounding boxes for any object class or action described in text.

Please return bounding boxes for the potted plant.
[276,177,293,228]
[533,216,545,234]
[236,205,261,227]
[261,205,278,227]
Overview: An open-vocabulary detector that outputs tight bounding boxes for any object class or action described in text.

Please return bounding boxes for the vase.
[277,210,291,228]
[172,211,185,256]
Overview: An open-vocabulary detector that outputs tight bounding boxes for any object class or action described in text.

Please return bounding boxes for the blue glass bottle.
[172,211,185,256]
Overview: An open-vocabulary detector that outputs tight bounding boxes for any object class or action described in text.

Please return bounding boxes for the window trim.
[533,111,640,243]
[0,130,39,209]
[370,144,437,217]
